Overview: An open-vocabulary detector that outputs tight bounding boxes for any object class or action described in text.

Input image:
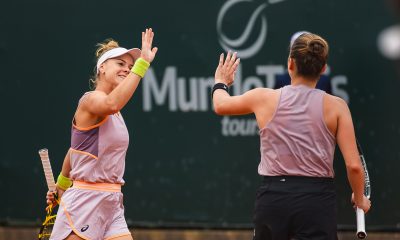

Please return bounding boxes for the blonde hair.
[89,38,120,89]
[289,33,329,78]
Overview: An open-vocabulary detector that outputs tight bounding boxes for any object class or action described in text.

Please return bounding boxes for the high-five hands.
[214,51,240,86]
[140,28,158,63]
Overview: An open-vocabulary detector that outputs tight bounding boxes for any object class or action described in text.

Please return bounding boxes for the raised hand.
[214,51,240,86]
[140,28,158,63]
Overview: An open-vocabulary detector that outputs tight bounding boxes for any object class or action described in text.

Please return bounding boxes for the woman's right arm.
[82,28,158,117]
[46,149,72,205]
[335,97,371,213]
[213,52,263,115]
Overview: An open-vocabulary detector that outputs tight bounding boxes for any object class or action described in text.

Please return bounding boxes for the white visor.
[96,47,141,74]
[290,31,310,48]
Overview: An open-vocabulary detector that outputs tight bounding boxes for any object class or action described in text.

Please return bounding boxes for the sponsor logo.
[217,0,286,59]
[141,0,350,137]
[81,225,89,232]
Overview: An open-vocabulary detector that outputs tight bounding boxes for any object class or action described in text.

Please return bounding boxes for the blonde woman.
[212,32,370,240]
[46,28,157,240]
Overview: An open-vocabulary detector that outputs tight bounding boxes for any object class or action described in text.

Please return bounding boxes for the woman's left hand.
[140,28,158,63]
[214,51,240,86]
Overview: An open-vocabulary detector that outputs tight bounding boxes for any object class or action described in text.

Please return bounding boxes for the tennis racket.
[355,140,371,239]
[38,148,59,240]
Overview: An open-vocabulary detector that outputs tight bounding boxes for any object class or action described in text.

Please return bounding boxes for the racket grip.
[38,148,57,192]
[356,207,367,239]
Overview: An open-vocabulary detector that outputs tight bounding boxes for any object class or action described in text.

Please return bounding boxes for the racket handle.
[38,148,57,192]
[356,207,367,239]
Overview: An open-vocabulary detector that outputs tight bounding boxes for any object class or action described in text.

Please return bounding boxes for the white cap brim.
[96,47,141,74]
[290,31,310,48]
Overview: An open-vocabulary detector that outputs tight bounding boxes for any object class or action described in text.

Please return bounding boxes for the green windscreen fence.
[0,0,399,229]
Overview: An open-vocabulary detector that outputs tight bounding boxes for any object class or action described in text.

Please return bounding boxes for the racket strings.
[38,212,56,240]
[39,197,59,240]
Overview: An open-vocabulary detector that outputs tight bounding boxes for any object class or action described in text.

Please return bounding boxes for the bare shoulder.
[245,87,279,99]
[324,93,349,112]
[77,90,108,113]
[333,95,346,103]
[81,90,106,104]
[86,90,107,99]
[246,88,280,112]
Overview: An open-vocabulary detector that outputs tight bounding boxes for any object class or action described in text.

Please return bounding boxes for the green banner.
[0,0,398,228]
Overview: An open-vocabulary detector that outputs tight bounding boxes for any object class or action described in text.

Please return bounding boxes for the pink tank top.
[69,92,129,184]
[258,85,335,177]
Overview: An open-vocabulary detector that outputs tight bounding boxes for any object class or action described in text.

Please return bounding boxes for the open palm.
[140,28,158,63]
[214,51,240,86]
